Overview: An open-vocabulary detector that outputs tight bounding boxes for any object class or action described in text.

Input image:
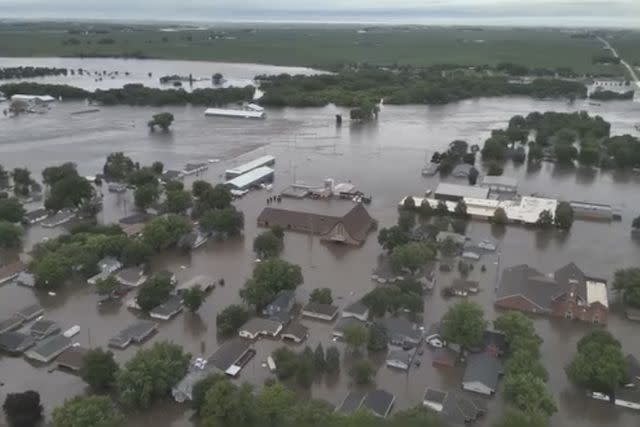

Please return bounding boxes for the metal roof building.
[434,183,489,201]
[480,175,518,193]
[225,155,275,179]
[225,166,274,190]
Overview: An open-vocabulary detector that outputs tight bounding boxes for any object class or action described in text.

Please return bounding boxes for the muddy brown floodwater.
[1,68,640,427]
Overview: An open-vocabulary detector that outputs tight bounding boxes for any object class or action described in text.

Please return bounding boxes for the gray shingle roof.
[26,335,71,361]
[463,352,502,390]
[302,302,339,318]
[343,300,368,316]
[0,331,35,353]
[496,264,558,311]
[209,338,251,371]
[381,316,423,344]
[361,389,395,418]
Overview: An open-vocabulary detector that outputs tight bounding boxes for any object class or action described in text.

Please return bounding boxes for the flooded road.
[1,82,640,427]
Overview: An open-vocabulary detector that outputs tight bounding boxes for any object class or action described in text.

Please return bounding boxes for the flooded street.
[1,60,640,427]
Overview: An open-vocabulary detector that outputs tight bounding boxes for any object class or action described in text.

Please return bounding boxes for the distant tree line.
[0,82,255,107]
[589,90,634,101]
[0,66,68,80]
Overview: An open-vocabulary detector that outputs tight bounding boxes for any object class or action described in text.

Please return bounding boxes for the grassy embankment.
[0,21,629,76]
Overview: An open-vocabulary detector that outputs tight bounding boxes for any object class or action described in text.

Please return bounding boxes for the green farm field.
[0,22,631,75]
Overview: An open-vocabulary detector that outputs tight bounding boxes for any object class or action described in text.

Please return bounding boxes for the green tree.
[240,259,303,311]
[199,207,244,236]
[566,330,627,401]
[349,360,375,385]
[201,379,256,426]
[191,374,225,416]
[390,242,435,273]
[0,221,22,248]
[367,322,388,352]
[120,239,153,266]
[494,409,550,427]
[142,215,192,250]
[0,198,25,223]
[148,112,174,131]
[33,252,71,290]
[402,196,416,210]
[192,180,211,199]
[193,183,232,213]
[183,285,206,312]
[435,200,449,216]
[253,230,284,259]
[487,161,504,176]
[326,346,340,374]
[494,311,542,355]
[492,207,508,225]
[164,180,183,192]
[418,200,433,218]
[504,373,557,416]
[117,341,190,409]
[441,301,486,348]
[310,287,333,304]
[52,395,122,427]
[134,183,159,211]
[554,201,574,230]
[296,346,315,388]
[439,236,460,257]
[45,174,94,211]
[216,304,250,336]
[377,225,409,252]
[0,165,9,188]
[257,383,295,427]
[136,275,174,311]
[272,347,299,381]
[151,161,164,175]
[613,268,640,308]
[95,276,119,296]
[536,210,554,229]
[397,210,416,232]
[165,190,193,214]
[314,343,326,373]
[127,167,158,187]
[80,348,119,392]
[506,350,549,381]
[103,152,135,181]
[3,390,43,427]
[343,324,368,354]
[11,168,34,196]
[454,200,468,218]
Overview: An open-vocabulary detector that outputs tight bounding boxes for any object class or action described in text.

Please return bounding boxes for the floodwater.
[0,57,323,91]
[1,60,640,427]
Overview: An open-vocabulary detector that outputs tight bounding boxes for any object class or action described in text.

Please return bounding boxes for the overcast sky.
[0,0,638,27]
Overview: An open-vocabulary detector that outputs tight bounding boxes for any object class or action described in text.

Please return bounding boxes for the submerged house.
[301,302,339,321]
[462,352,503,396]
[495,263,609,324]
[423,388,486,425]
[337,389,396,418]
[257,204,376,246]
[262,290,295,323]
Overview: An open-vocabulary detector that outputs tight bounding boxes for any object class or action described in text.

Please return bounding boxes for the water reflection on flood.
[1,92,640,427]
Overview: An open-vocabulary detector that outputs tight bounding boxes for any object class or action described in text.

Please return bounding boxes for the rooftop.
[16,303,44,320]
[26,335,71,360]
[424,388,447,405]
[361,389,396,418]
[337,391,366,413]
[240,318,282,336]
[116,266,147,286]
[30,319,59,337]
[225,166,274,189]
[0,261,25,281]
[0,316,23,333]
[56,346,88,371]
[480,175,518,188]
[282,323,308,341]
[343,300,369,316]
[225,155,275,177]
[209,338,252,372]
[381,316,424,344]
[177,275,216,292]
[302,302,339,318]
[150,295,183,319]
[463,352,502,390]
[334,317,366,334]
[435,183,489,199]
[0,331,35,353]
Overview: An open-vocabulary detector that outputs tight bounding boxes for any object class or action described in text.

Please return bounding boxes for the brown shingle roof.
[0,261,25,281]
[257,204,374,244]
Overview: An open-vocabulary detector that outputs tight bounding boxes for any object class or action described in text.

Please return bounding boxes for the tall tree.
[80,348,119,392]
[183,285,206,312]
[52,396,122,427]
[216,304,250,336]
[343,324,368,354]
[612,268,640,308]
[349,360,375,385]
[441,301,486,348]
[3,390,43,427]
[253,230,284,259]
[314,343,326,374]
[326,346,340,374]
[134,183,160,211]
[554,201,574,230]
[0,198,25,223]
[257,383,295,427]
[240,259,303,311]
[566,330,627,401]
[309,287,333,304]
[117,341,190,409]
[0,221,22,248]
[504,373,557,416]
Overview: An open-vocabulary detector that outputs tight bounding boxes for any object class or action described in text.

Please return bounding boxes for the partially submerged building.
[0,316,24,334]
[479,175,518,194]
[225,155,275,179]
[262,290,295,323]
[496,263,609,324]
[342,300,370,322]
[333,317,366,338]
[434,183,490,202]
[462,352,503,396]
[30,319,61,340]
[381,316,423,348]
[23,208,49,225]
[182,162,208,176]
[87,257,123,285]
[208,338,255,377]
[25,335,72,363]
[301,302,339,321]
[115,266,148,288]
[15,304,44,321]
[109,320,157,349]
[56,346,88,372]
[149,295,183,320]
[238,318,283,340]
[41,210,76,228]
[225,166,274,191]
[257,204,376,246]
[423,388,486,425]
[281,323,308,343]
[0,331,36,355]
[0,261,25,285]
[337,389,395,418]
